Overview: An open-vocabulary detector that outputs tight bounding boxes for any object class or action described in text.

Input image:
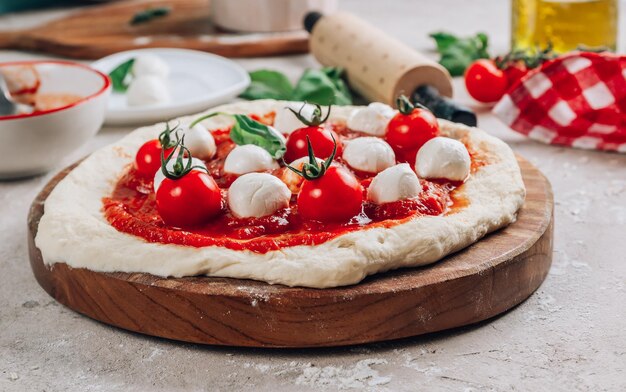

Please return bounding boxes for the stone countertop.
[1,1,625,391]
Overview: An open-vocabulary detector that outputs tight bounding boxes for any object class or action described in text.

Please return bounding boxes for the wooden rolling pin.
[305,12,477,126]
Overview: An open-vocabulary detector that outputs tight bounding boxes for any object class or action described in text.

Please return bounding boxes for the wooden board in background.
[0,0,309,59]
[28,157,553,348]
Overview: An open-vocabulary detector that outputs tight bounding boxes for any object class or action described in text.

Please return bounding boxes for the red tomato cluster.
[285,124,362,223]
[135,138,222,229]
[137,102,442,228]
[464,59,529,104]
[282,98,439,223]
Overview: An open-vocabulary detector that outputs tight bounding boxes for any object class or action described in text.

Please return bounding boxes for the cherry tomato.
[135,139,174,177]
[385,107,439,163]
[297,166,363,223]
[285,126,342,163]
[464,59,508,103]
[503,62,529,88]
[156,171,222,228]
[392,146,421,166]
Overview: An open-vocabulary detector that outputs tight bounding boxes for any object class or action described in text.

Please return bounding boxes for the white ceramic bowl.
[0,61,110,179]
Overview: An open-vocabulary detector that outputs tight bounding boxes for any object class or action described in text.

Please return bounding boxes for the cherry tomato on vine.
[464,59,508,103]
[285,126,342,162]
[385,95,439,164]
[135,140,164,177]
[283,103,342,162]
[284,123,362,223]
[503,62,529,88]
[298,165,363,223]
[156,171,222,228]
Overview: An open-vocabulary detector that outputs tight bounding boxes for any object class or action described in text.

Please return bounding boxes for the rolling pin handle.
[304,12,476,128]
[304,12,323,33]
[413,85,477,127]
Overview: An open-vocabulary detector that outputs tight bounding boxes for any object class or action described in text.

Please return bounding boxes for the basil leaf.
[320,67,352,105]
[230,114,286,159]
[292,68,352,105]
[239,70,294,100]
[239,67,352,105]
[430,32,459,51]
[429,31,490,76]
[109,59,135,92]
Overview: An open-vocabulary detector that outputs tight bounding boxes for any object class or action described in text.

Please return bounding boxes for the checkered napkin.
[493,52,626,153]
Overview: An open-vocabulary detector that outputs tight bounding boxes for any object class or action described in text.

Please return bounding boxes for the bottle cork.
[308,12,453,106]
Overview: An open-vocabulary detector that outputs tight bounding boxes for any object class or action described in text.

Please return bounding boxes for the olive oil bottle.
[512,0,618,53]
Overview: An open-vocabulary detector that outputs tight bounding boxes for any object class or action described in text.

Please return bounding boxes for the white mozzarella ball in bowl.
[126,75,171,106]
[132,54,170,79]
[228,173,291,218]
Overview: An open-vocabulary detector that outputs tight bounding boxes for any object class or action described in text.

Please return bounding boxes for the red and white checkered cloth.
[493,51,626,153]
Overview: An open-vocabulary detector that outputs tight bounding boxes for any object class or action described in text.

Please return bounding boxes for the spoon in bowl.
[0,72,34,116]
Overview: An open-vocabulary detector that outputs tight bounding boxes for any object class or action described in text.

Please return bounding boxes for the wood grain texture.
[0,0,309,59]
[28,157,553,348]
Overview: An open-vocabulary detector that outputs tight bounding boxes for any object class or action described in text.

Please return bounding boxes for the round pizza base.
[28,157,552,348]
[33,100,526,288]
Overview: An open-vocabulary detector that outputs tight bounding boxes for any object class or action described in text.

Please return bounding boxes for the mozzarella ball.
[343,137,395,173]
[280,156,325,193]
[182,124,216,160]
[132,54,170,78]
[153,156,206,192]
[273,102,317,134]
[415,137,471,182]
[228,173,291,218]
[126,75,170,106]
[223,144,279,175]
[367,163,421,204]
[347,102,396,136]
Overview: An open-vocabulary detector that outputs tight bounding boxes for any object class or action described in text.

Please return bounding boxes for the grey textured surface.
[1,1,625,391]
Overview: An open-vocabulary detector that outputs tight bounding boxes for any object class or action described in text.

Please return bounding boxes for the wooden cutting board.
[28,157,553,348]
[0,0,309,59]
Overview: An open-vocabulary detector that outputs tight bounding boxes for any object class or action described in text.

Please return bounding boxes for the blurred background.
[0,0,622,53]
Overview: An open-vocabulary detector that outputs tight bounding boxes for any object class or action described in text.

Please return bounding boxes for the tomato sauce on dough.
[103,116,475,254]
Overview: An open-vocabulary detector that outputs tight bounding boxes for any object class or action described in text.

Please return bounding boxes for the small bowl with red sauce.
[0,60,110,179]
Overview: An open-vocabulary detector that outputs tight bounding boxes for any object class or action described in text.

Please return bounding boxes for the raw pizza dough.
[35,100,526,288]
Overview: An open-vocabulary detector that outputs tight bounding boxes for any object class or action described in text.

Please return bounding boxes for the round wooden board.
[28,157,553,348]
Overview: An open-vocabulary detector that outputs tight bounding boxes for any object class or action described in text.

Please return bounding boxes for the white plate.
[92,48,250,125]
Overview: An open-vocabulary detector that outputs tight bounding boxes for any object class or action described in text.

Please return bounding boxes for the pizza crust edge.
[35,100,526,288]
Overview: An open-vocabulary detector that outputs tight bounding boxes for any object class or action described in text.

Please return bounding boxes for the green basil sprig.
[240,70,294,101]
[108,59,135,92]
[190,113,286,159]
[239,67,352,106]
[429,32,490,76]
[292,68,351,105]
